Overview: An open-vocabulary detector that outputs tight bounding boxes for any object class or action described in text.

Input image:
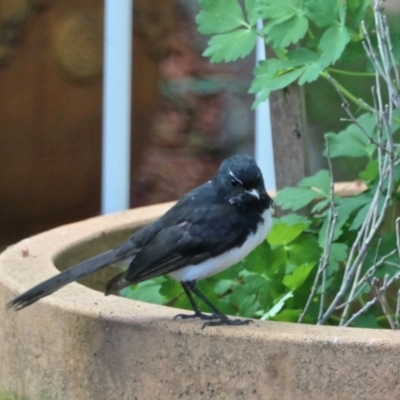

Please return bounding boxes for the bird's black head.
[213,155,273,211]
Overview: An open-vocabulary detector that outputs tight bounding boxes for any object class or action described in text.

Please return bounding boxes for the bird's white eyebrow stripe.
[229,170,243,184]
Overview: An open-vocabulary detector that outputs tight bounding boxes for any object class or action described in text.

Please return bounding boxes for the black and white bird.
[7,155,274,327]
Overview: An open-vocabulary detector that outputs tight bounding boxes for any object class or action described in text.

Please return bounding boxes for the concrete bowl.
[1,202,400,400]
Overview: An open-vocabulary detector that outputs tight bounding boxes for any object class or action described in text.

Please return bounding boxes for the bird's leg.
[185,281,253,329]
[174,282,222,321]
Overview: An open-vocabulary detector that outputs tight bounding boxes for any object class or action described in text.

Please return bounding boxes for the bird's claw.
[174,312,224,321]
[201,318,253,329]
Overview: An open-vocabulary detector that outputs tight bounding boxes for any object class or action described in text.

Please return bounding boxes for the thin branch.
[368,275,395,329]
[396,218,400,257]
[299,136,337,323]
[319,1,399,326]
[343,298,377,327]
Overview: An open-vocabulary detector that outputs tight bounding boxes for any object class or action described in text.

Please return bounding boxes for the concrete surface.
[1,202,400,400]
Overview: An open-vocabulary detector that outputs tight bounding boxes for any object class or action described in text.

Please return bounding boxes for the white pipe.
[255,21,276,191]
[101,0,133,214]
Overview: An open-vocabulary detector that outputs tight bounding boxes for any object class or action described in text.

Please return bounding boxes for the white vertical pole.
[255,21,276,190]
[101,0,133,214]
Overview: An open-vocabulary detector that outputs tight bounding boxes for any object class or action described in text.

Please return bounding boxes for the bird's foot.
[174,312,223,321]
[202,317,254,329]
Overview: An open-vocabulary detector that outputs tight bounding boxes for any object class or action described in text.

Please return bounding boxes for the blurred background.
[1,0,399,247]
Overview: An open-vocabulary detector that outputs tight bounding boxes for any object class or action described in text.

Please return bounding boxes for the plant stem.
[321,72,373,112]
[328,68,376,77]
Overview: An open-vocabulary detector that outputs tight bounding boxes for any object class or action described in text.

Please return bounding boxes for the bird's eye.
[230,177,239,186]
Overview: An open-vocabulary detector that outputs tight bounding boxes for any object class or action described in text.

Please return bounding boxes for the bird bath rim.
[1,200,400,400]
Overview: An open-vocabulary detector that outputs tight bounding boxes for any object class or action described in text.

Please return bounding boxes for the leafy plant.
[122,0,400,329]
[196,0,387,110]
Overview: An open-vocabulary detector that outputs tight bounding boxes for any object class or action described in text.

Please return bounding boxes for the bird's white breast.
[169,208,273,282]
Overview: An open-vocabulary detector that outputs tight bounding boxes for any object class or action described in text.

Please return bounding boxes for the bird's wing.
[113,220,163,260]
[113,181,213,261]
[124,204,250,283]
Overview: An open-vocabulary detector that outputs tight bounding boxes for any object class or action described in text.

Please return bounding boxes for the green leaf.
[288,48,325,84]
[351,313,378,328]
[326,130,367,158]
[196,0,247,34]
[197,0,260,64]
[287,47,325,85]
[288,235,321,266]
[328,242,348,274]
[278,213,312,227]
[311,198,330,214]
[203,28,257,63]
[319,24,351,65]
[250,48,323,104]
[270,308,302,322]
[349,193,384,231]
[257,0,305,21]
[251,57,305,90]
[257,0,308,48]
[230,285,250,310]
[267,222,308,246]
[364,233,399,278]
[213,279,234,296]
[298,61,325,84]
[239,294,259,317]
[350,203,370,230]
[393,110,400,135]
[270,246,288,273]
[395,163,400,183]
[244,273,271,292]
[245,0,259,26]
[299,170,331,196]
[359,159,379,181]
[283,263,315,291]
[197,280,227,313]
[300,60,326,83]
[122,279,165,304]
[275,187,323,210]
[159,278,183,299]
[252,68,304,107]
[335,194,371,218]
[249,58,301,107]
[212,262,242,280]
[347,0,372,30]
[241,240,272,274]
[318,211,348,247]
[288,47,320,63]
[260,291,293,320]
[275,170,332,211]
[391,34,400,65]
[306,0,339,28]
[262,14,309,48]
[326,113,377,158]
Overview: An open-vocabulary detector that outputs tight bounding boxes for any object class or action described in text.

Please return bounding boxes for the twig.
[367,274,396,329]
[343,298,377,327]
[299,136,337,323]
[336,241,392,311]
[319,1,398,325]
[395,217,400,257]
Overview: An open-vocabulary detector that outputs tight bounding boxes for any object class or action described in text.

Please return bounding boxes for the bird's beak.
[246,188,260,199]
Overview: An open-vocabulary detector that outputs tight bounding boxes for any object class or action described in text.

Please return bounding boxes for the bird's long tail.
[7,250,117,310]
[104,271,131,296]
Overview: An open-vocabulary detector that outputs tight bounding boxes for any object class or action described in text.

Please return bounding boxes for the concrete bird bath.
[1,202,400,399]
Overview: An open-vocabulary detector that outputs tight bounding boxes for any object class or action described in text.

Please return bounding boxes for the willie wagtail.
[7,155,273,328]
